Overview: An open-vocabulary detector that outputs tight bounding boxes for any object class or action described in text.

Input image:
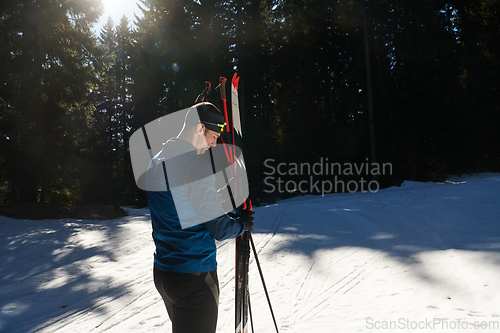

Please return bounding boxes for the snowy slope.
[1,173,500,332]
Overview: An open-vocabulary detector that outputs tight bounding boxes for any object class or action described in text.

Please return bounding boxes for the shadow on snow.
[0,216,142,332]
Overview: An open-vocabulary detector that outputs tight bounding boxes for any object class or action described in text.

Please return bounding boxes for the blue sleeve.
[204,214,246,241]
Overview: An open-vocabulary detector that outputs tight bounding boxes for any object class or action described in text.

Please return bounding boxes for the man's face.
[203,128,220,152]
[197,125,220,154]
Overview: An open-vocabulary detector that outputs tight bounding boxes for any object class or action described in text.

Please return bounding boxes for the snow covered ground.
[1,173,500,332]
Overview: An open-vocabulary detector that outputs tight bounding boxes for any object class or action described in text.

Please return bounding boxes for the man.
[146,102,254,333]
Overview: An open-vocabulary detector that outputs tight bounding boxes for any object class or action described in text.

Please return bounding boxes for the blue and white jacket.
[147,138,246,273]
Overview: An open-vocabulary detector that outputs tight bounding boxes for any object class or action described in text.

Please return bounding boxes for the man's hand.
[239,210,255,233]
[228,210,255,233]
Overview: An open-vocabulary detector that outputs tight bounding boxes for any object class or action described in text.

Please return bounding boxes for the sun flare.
[103,0,121,12]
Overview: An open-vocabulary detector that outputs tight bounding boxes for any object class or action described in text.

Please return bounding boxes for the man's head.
[195,102,226,133]
[180,102,226,154]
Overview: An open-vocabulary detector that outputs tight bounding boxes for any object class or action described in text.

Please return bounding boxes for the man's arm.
[204,215,246,241]
[184,157,227,223]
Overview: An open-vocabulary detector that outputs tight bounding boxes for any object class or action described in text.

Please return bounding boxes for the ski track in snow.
[1,173,500,332]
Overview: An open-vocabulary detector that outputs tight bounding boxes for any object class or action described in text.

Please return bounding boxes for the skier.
[146,101,254,333]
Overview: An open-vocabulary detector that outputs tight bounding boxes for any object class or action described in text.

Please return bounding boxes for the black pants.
[154,267,220,333]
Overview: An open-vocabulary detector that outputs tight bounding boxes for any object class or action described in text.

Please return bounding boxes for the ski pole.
[248,289,254,333]
[249,234,280,333]
[220,77,229,133]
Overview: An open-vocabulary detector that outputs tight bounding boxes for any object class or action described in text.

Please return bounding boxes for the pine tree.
[0,0,101,203]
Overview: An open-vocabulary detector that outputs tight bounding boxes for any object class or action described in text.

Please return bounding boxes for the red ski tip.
[232,73,239,92]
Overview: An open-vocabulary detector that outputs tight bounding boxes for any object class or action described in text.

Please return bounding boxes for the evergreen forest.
[1,0,499,207]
